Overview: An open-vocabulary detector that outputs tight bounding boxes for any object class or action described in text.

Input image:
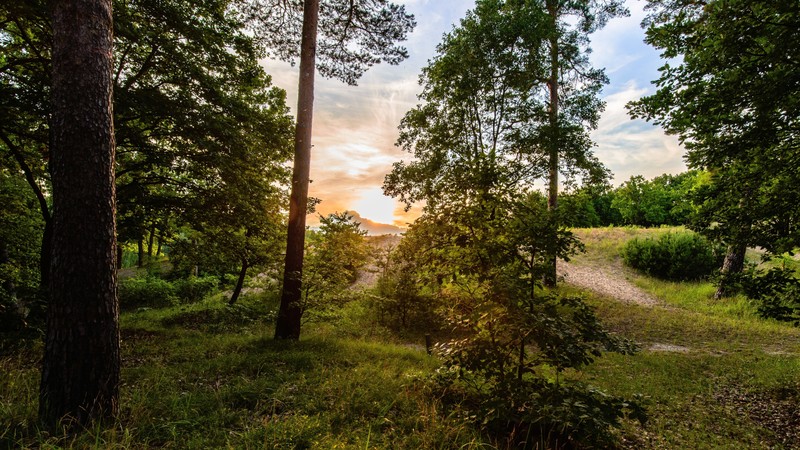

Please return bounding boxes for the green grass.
[562,227,800,449]
[4,227,800,449]
[1,292,485,449]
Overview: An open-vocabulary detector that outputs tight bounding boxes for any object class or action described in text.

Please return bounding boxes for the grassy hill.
[2,227,799,448]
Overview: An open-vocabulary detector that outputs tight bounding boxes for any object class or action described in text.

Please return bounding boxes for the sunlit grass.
[4,227,800,449]
[1,291,484,449]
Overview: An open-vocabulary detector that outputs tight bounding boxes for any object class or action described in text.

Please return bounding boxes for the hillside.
[3,227,800,448]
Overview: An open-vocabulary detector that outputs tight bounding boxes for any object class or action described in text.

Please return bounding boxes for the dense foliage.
[300,212,370,321]
[622,232,721,281]
[383,1,644,445]
[630,0,800,295]
[0,170,44,331]
[1,0,296,306]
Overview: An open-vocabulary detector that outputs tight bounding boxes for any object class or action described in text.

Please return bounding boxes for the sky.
[262,0,686,234]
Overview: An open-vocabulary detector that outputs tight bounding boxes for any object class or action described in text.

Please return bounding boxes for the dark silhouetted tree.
[39,0,119,428]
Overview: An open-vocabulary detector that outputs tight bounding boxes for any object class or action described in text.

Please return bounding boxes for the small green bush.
[740,266,800,324]
[174,276,218,303]
[622,232,721,281]
[119,277,177,309]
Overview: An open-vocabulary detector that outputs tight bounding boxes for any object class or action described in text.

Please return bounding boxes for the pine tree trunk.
[40,0,119,429]
[543,0,560,288]
[275,0,320,340]
[714,242,747,300]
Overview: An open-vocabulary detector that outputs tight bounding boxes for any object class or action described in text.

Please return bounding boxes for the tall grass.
[1,291,486,449]
[4,227,800,448]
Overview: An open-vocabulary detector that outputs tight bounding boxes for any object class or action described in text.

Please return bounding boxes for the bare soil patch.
[557,260,660,307]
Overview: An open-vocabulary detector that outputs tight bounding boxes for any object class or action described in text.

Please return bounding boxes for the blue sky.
[263,0,686,232]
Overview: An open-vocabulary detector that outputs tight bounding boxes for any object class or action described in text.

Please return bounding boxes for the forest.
[1,0,799,448]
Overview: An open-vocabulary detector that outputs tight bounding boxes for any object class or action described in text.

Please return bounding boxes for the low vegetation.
[621,231,722,281]
[3,227,800,448]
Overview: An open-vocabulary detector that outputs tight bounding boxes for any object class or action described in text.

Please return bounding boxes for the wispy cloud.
[591,81,686,184]
[265,0,686,227]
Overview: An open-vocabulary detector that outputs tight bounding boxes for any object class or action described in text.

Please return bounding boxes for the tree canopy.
[629,0,800,254]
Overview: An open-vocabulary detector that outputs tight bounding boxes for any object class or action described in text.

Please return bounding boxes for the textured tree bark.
[543,0,560,288]
[714,241,747,300]
[275,0,319,340]
[39,0,120,429]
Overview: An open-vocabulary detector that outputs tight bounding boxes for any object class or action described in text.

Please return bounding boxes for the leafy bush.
[119,277,177,309]
[369,237,441,333]
[173,276,218,303]
[622,232,721,281]
[432,293,645,449]
[739,266,800,324]
[0,172,46,331]
[372,269,438,332]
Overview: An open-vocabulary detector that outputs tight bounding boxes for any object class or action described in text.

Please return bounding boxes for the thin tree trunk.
[0,133,53,290]
[147,223,155,257]
[714,242,747,299]
[275,0,320,340]
[137,236,144,268]
[543,0,560,288]
[40,0,119,428]
[229,258,249,305]
[156,228,163,256]
[517,335,525,382]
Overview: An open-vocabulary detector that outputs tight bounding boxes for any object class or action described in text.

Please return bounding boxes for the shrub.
[622,232,721,281]
[119,277,177,309]
[371,268,439,333]
[432,293,645,449]
[173,276,218,303]
[739,266,800,324]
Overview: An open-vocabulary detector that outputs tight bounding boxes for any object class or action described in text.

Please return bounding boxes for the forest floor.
[4,227,800,449]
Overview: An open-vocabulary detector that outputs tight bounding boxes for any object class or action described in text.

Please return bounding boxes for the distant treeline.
[559,170,706,228]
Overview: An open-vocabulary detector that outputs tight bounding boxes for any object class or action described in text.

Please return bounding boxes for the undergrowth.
[3,227,800,448]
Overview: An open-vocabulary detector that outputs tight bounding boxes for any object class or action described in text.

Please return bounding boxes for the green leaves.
[630,0,800,256]
[301,212,370,320]
[238,0,415,85]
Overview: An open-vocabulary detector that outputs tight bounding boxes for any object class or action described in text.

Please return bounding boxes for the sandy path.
[557,261,660,307]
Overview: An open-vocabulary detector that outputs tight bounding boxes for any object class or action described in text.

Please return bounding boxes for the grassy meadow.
[2,227,799,449]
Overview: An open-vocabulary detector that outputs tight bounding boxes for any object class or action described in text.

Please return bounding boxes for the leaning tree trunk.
[229,258,249,306]
[40,0,120,429]
[274,0,320,340]
[714,241,747,300]
[543,0,560,288]
[0,134,54,290]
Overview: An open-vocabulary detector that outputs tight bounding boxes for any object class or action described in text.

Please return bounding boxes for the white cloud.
[592,81,687,184]
[263,0,687,225]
